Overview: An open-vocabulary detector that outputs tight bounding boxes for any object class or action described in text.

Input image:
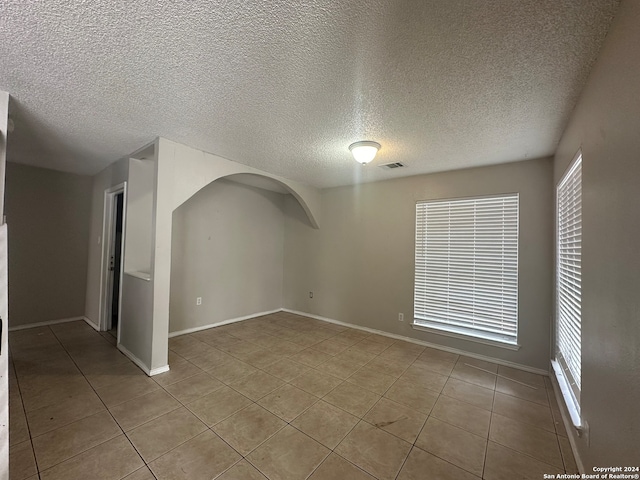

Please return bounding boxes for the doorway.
[109,192,124,337]
[100,183,126,340]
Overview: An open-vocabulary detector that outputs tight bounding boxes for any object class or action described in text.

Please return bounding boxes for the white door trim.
[0,224,9,480]
[99,182,127,342]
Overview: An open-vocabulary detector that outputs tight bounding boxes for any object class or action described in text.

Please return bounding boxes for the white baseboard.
[149,365,170,376]
[168,308,282,338]
[9,316,88,331]
[83,317,100,331]
[282,308,549,377]
[117,343,168,377]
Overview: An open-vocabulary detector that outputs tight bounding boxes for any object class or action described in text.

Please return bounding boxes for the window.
[554,154,582,414]
[413,194,519,346]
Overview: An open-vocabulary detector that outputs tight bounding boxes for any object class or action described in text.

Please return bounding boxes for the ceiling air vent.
[379,162,406,170]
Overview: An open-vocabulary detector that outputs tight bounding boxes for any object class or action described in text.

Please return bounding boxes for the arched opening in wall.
[168,173,312,336]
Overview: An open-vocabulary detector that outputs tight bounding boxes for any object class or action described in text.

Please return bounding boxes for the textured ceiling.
[0,0,620,188]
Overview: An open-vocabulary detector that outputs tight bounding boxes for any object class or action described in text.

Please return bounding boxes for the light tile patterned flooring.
[8,312,578,480]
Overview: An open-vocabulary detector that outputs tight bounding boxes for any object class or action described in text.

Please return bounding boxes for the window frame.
[412,192,520,348]
[553,151,583,427]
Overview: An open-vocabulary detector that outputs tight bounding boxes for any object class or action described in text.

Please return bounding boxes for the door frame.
[0,224,9,480]
[99,182,127,342]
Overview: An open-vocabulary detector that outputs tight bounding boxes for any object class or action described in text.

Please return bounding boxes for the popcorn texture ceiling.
[0,0,620,188]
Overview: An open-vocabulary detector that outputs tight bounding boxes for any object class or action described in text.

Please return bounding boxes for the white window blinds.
[414,194,519,345]
[556,155,582,404]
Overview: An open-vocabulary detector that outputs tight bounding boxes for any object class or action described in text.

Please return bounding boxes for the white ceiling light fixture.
[349,141,381,165]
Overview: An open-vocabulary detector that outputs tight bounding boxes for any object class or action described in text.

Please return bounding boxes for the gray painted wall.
[119,156,157,370]
[284,158,553,371]
[553,0,640,468]
[0,91,7,218]
[120,274,153,368]
[124,158,154,274]
[6,162,91,326]
[170,178,285,333]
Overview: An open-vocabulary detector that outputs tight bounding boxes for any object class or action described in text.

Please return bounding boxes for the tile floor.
[8,312,578,480]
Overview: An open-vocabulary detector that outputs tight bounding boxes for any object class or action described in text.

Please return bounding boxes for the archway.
[148,138,322,372]
[168,173,311,336]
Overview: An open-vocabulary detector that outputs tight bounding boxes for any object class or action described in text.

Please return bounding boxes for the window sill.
[411,321,521,351]
[551,359,582,429]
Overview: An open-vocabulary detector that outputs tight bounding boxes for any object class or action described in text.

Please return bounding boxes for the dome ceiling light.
[349,141,381,165]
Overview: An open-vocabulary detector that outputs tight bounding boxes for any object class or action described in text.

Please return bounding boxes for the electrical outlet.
[398,313,404,322]
[309,291,313,298]
[196,297,202,306]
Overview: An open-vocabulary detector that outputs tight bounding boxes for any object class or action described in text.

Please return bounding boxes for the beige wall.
[84,158,128,326]
[6,162,92,326]
[553,0,640,468]
[170,179,285,333]
[284,158,553,371]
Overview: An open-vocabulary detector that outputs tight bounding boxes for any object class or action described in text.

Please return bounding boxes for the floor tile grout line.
[437,390,493,413]
[8,351,42,478]
[13,314,553,480]
[211,409,288,462]
[331,451,382,480]
[545,383,575,473]
[411,440,489,479]
[490,393,567,469]
[20,404,132,473]
[169,322,412,478]
[181,319,454,451]
[13,325,70,475]
[392,445,412,480]
[152,364,292,470]
[546,384,570,474]
[493,388,553,409]
[209,456,250,480]
[44,323,151,476]
[185,322,387,367]
[411,416,487,478]
[481,390,497,479]
[168,333,361,425]
[486,438,566,473]
[286,340,428,477]
[388,355,496,478]
[35,432,128,478]
[18,318,309,477]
